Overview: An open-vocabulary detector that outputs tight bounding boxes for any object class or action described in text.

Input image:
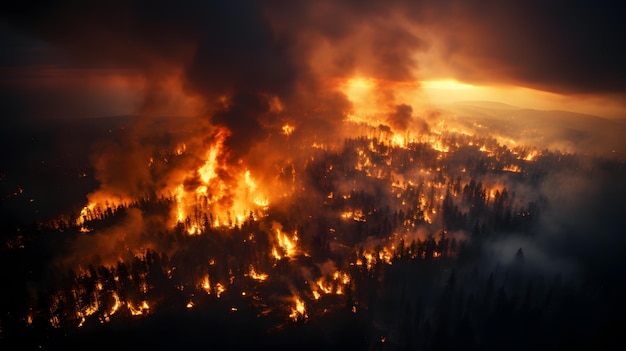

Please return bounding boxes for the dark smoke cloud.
[264,0,424,82]
[2,0,625,158]
[0,0,424,124]
[4,0,623,129]
[315,1,623,95]
[419,0,626,95]
[265,0,626,97]
[387,104,413,131]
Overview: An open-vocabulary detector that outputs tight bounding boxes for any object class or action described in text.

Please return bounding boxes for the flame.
[524,150,539,161]
[289,297,307,321]
[503,164,522,173]
[312,270,351,298]
[200,275,211,294]
[423,212,433,224]
[76,202,97,232]
[312,290,321,300]
[198,138,223,185]
[170,128,270,231]
[174,142,187,156]
[341,209,366,222]
[316,279,333,295]
[334,271,351,285]
[215,283,225,298]
[110,292,120,316]
[361,253,375,270]
[127,301,150,316]
[282,124,295,136]
[174,185,185,223]
[76,296,100,327]
[429,138,449,153]
[247,265,268,281]
[253,197,269,207]
[272,246,282,260]
[273,228,298,259]
[78,125,273,235]
[391,134,407,148]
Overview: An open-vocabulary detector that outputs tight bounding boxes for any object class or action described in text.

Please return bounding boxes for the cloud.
[415,1,626,95]
[3,0,625,124]
[2,0,625,222]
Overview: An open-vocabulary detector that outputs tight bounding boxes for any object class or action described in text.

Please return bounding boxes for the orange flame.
[289,297,307,321]
[170,127,270,232]
[127,301,150,316]
[272,227,298,259]
[200,275,211,294]
[247,265,269,281]
[282,124,295,136]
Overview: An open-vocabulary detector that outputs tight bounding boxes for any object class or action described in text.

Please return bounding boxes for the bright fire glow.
[215,283,225,298]
[201,275,211,294]
[170,128,270,232]
[289,297,307,321]
[282,124,295,136]
[127,301,150,316]
[273,227,298,259]
[247,265,268,281]
[110,292,121,316]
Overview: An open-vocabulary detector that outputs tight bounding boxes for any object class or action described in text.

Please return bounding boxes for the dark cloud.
[1,0,625,131]
[387,104,413,131]
[418,0,626,94]
[212,93,268,160]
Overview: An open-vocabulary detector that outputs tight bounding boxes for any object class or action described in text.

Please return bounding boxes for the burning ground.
[1,113,625,349]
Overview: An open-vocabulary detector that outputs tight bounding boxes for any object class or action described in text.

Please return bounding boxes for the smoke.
[4,1,624,272]
[387,104,413,131]
[475,155,626,287]
[60,207,149,268]
[0,1,425,219]
[535,163,626,282]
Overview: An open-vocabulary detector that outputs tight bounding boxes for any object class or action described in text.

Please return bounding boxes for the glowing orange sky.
[419,79,626,119]
[1,1,625,122]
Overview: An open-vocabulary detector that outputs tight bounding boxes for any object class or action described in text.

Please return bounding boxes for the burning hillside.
[2,114,626,348]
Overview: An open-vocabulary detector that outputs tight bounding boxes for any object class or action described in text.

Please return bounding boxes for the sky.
[1,0,625,127]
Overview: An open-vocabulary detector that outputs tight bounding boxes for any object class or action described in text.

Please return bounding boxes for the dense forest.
[1,122,625,350]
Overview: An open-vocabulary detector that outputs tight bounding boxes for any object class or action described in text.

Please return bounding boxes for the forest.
[1,121,625,350]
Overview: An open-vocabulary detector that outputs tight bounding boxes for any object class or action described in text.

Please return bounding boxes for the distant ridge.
[449,100,519,110]
[438,100,626,156]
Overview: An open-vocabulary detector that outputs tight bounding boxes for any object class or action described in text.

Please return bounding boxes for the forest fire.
[2,1,625,349]
[33,121,547,336]
[2,84,625,351]
[170,128,270,231]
